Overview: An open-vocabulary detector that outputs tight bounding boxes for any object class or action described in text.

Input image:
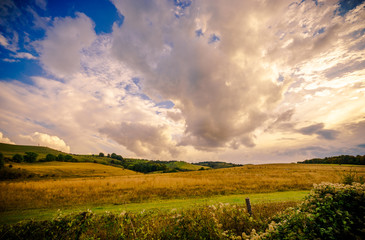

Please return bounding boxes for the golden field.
[0,163,364,212]
[10,161,139,178]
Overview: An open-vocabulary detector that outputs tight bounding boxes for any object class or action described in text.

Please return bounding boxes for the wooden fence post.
[245,198,252,216]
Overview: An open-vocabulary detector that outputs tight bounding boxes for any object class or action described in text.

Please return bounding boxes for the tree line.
[298,155,365,165]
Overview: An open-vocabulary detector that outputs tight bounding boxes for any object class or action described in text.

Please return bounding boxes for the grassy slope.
[0,143,208,172]
[0,190,309,224]
[0,143,64,159]
[165,161,210,170]
[10,162,140,178]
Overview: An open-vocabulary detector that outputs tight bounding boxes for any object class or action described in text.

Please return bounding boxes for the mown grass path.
[0,190,308,224]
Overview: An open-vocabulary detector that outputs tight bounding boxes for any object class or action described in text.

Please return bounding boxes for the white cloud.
[20,132,70,152]
[0,33,9,47]
[11,52,37,60]
[38,12,97,78]
[0,132,15,144]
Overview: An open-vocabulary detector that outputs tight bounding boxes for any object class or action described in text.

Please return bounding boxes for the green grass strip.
[0,190,309,224]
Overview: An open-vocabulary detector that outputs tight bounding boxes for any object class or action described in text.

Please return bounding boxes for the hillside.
[0,143,65,159]
[193,161,243,169]
[0,143,209,177]
[9,161,139,178]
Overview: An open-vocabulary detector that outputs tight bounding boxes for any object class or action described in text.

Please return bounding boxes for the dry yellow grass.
[10,162,139,178]
[0,164,364,211]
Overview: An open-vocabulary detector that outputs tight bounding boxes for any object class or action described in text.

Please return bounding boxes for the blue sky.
[0,0,364,163]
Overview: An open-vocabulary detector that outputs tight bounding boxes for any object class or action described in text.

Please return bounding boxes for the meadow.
[1,163,364,213]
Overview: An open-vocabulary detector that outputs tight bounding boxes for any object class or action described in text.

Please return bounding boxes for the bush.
[46,154,56,162]
[57,154,64,161]
[12,154,23,163]
[247,182,365,240]
[0,153,4,169]
[23,152,38,163]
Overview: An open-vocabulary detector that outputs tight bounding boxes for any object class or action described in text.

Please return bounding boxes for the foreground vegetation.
[1,164,363,212]
[1,183,363,239]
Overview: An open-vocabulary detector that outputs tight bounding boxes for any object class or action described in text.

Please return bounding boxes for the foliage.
[299,154,365,165]
[12,153,23,163]
[99,152,105,157]
[57,154,64,161]
[45,153,56,162]
[0,202,296,240]
[246,182,365,240]
[23,152,38,163]
[0,152,4,169]
[129,161,167,173]
[110,153,124,161]
[341,169,364,185]
[0,167,37,181]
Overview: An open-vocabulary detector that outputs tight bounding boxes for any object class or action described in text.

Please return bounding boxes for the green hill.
[0,143,211,176]
[193,161,243,169]
[164,161,209,171]
[0,143,64,159]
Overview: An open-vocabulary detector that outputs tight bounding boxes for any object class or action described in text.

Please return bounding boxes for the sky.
[0,0,364,164]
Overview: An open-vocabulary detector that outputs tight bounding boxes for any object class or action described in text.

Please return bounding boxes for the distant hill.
[298,155,365,165]
[164,161,210,171]
[0,143,209,175]
[193,161,243,169]
[0,143,64,159]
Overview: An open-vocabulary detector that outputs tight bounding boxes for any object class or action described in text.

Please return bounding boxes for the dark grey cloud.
[325,60,365,79]
[298,123,340,140]
[298,123,325,135]
[357,144,365,148]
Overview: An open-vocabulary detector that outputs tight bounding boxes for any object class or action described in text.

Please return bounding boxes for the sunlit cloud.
[0,0,364,163]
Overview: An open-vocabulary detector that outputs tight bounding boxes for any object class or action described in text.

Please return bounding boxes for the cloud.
[11,52,37,60]
[35,0,47,11]
[358,144,365,148]
[0,132,15,144]
[100,122,180,158]
[298,123,340,140]
[0,1,364,163]
[111,0,289,150]
[20,132,70,152]
[0,33,9,47]
[38,12,96,78]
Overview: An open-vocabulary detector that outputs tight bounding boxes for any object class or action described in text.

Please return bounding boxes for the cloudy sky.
[0,0,364,164]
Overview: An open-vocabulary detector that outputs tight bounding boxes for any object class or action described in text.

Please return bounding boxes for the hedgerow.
[245,182,365,240]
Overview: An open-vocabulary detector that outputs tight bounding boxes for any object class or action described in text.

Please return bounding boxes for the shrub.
[342,169,364,185]
[247,182,365,240]
[0,153,4,169]
[23,152,38,163]
[12,154,23,163]
[46,154,56,162]
[57,154,64,161]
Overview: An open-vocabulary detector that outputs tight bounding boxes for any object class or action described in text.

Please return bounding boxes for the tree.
[23,152,38,163]
[46,154,56,162]
[12,154,23,163]
[57,154,64,162]
[99,152,105,157]
[0,153,4,169]
[64,155,73,162]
